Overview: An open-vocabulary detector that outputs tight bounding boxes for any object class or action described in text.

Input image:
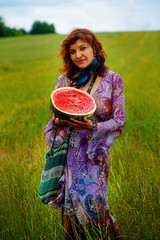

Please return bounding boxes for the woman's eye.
[80,46,86,51]
[70,50,75,54]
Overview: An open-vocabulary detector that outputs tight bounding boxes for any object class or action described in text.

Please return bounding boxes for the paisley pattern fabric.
[44,70,125,227]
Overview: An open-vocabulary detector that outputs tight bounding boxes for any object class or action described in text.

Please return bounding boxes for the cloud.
[0,0,160,33]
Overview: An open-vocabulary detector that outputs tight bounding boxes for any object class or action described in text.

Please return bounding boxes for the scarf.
[71,57,97,88]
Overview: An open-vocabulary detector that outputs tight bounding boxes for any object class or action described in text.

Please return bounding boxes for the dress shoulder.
[56,73,70,89]
[104,70,122,79]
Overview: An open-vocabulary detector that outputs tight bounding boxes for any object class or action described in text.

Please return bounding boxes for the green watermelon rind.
[50,87,96,121]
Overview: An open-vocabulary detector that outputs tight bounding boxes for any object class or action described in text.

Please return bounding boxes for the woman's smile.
[76,59,86,65]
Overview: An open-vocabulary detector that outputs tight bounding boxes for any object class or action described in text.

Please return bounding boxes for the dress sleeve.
[44,74,67,147]
[87,73,125,162]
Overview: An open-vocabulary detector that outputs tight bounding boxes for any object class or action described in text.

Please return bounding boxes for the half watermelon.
[50,87,96,120]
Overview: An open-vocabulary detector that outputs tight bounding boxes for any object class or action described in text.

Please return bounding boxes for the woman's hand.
[65,118,93,130]
[55,118,67,126]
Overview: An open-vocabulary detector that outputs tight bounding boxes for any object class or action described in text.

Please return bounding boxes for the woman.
[44,28,125,239]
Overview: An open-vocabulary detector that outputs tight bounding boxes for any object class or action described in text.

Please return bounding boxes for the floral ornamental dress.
[44,70,125,227]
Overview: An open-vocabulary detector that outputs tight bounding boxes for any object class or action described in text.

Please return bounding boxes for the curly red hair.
[59,28,109,79]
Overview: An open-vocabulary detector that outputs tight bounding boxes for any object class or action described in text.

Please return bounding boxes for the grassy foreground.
[0,31,160,240]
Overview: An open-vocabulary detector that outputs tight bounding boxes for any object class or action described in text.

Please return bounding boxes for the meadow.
[0,31,160,239]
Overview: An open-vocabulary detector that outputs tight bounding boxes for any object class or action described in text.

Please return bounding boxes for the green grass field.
[0,31,160,240]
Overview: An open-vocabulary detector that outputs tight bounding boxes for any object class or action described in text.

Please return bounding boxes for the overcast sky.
[0,0,160,34]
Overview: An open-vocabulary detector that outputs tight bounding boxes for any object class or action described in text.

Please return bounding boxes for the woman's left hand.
[64,118,93,130]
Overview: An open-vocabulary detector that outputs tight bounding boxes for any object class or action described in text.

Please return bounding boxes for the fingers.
[66,120,80,129]
[55,118,67,126]
[69,118,93,130]
[56,117,93,130]
[70,118,89,124]
[70,118,84,124]
[63,119,77,129]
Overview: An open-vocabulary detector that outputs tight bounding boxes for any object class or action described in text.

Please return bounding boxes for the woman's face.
[69,39,94,69]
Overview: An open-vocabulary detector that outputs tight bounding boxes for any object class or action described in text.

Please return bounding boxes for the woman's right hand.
[55,118,67,126]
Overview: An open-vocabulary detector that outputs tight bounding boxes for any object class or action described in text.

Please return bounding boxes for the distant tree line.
[0,17,56,37]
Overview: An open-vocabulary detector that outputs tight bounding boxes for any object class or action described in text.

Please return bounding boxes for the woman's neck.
[79,74,93,92]
[80,74,102,96]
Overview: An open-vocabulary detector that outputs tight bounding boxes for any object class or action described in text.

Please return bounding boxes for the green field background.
[0,31,160,239]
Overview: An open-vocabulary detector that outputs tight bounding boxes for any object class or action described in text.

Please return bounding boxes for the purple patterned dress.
[44,70,125,227]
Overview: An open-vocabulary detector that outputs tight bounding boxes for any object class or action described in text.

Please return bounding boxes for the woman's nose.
[76,50,82,58]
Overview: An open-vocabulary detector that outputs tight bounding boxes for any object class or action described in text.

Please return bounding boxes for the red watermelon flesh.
[50,87,96,120]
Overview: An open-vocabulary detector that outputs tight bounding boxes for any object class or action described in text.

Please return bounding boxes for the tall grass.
[0,31,160,239]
